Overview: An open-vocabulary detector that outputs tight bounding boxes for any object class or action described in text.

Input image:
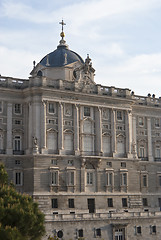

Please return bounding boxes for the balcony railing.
[0,149,5,154]
[154,158,161,162]
[13,150,24,155]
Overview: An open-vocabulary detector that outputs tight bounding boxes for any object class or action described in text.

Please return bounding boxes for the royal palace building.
[1,22,161,239]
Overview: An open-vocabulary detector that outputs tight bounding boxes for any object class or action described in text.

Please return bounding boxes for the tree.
[0,164,45,240]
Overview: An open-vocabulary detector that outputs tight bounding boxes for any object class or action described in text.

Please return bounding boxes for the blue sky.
[1,0,161,97]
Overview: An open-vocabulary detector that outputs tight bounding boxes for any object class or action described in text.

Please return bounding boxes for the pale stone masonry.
[1,24,161,239]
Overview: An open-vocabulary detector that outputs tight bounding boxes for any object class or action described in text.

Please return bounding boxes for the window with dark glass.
[68,199,75,208]
[143,175,147,187]
[107,198,113,207]
[84,106,90,117]
[117,111,123,120]
[122,198,128,207]
[15,172,21,185]
[137,226,141,234]
[48,103,55,113]
[96,228,101,237]
[78,229,83,238]
[14,104,21,114]
[142,198,148,206]
[51,198,58,208]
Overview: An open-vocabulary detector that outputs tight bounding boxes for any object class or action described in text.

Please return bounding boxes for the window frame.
[14,103,22,115]
[84,106,91,117]
[68,198,75,208]
[15,171,23,186]
[107,198,113,207]
[48,102,55,114]
[117,110,123,121]
[87,172,93,185]
[51,198,58,208]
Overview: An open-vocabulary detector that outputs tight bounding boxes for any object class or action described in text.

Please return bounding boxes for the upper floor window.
[150,225,156,234]
[122,198,128,207]
[155,118,160,128]
[117,111,123,121]
[14,136,21,151]
[51,198,58,208]
[142,198,148,206]
[15,171,23,186]
[14,104,21,114]
[0,102,2,113]
[68,198,75,208]
[155,147,161,158]
[143,175,148,187]
[139,146,145,158]
[135,226,141,235]
[48,103,55,114]
[121,172,127,186]
[68,171,75,186]
[84,107,90,117]
[106,172,113,186]
[87,172,93,185]
[138,117,144,126]
[107,198,113,207]
[158,175,161,187]
[51,171,59,185]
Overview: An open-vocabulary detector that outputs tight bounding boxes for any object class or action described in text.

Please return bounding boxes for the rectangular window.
[68,199,75,208]
[48,103,55,113]
[158,198,161,207]
[87,172,93,185]
[51,171,58,185]
[68,160,74,166]
[107,198,113,207]
[138,117,144,126]
[51,159,57,165]
[96,228,101,237]
[14,120,21,125]
[121,173,127,186]
[78,229,83,238]
[143,175,147,187]
[14,136,21,151]
[14,104,21,114]
[117,111,123,120]
[15,172,22,185]
[68,171,74,185]
[156,147,160,158]
[107,161,112,167]
[107,172,112,186]
[159,176,161,187]
[142,198,148,206]
[122,198,128,207]
[15,160,20,165]
[155,118,160,128]
[0,102,2,112]
[121,162,126,168]
[51,198,58,208]
[137,226,141,235]
[151,225,156,234]
[139,146,145,158]
[84,106,90,117]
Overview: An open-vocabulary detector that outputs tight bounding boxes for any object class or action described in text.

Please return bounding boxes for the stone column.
[24,103,28,153]
[132,116,137,158]
[147,117,153,161]
[58,102,63,154]
[6,103,12,154]
[111,109,116,156]
[41,101,47,154]
[95,107,102,155]
[80,158,86,192]
[125,110,133,158]
[74,104,80,155]
[33,101,41,153]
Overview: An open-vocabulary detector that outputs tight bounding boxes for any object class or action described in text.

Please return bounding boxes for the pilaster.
[58,102,64,154]
[111,109,116,156]
[147,117,153,161]
[74,104,80,155]
[6,103,12,154]
[95,107,102,156]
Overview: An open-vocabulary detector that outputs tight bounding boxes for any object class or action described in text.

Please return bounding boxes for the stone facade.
[1,29,161,239]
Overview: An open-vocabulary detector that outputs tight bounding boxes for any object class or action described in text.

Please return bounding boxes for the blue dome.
[40,44,84,67]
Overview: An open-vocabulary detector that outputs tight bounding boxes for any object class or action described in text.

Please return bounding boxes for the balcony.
[0,149,5,154]
[154,158,161,162]
[139,157,148,161]
[13,150,24,155]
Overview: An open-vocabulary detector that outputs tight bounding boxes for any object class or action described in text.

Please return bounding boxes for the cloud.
[96,52,161,97]
[1,0,161,25]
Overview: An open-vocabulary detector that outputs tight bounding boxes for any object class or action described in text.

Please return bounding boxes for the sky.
[1,0,161,97]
